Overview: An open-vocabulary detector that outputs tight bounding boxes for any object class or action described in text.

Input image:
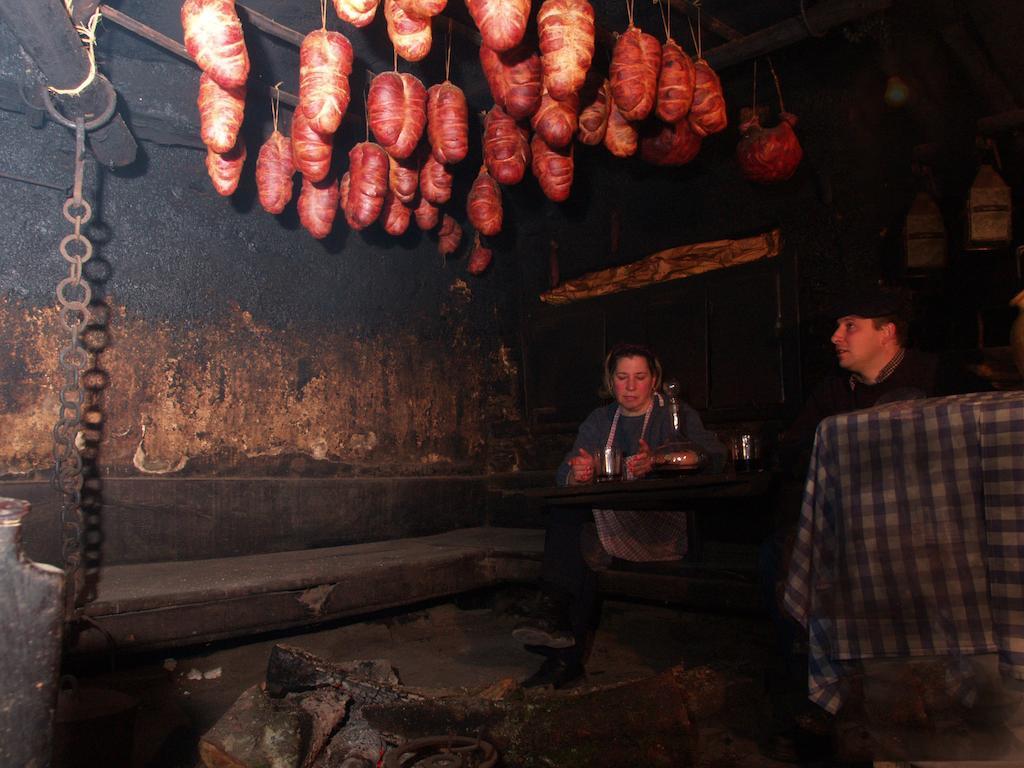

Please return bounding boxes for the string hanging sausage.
[479,42,543,120]
[537,0,595,101]
[205,137,246,196]
[256,130,295,213]
[437,214,463,254]
[609,24,661,121]
[384,0,432,62]
[299,29,353,136]
[368,72,428,159]
[181,0,250,89]
[484,105,530,185]
[530,133,573,202]
[298,173,339,238]
[333,0,379,27]
[465,0,529,52]
[467,166,503,235]
[291,109,333,182]
[577,77,610,145]
[420,153,453,204]
[531,88,579,149]
[344,141,389,229]
[603,99,638,157]
[198,71,245,153]
[427,81,469,164]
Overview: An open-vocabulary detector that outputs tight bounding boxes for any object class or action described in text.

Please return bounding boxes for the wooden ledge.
[75,527,544,653]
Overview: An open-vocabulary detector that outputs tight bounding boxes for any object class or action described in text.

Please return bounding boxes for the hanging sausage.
[414,196,440,230]
[384,0,432,62]
[687,19,727,138]
[639,118,701,166]
[465,0,529,52]
[531,133,573,202]
[609,0,661,122]
[381,190,412,235]
[299,28,353,136]
[291,109,333,182]
[537,0,595,101]
[483,105,530,185]
[333,0,379,27]
[205,138,246,196]
[479,42,543,121]
[344,142,389,229]
[427,81,469,165]
[531,88,578,149]
[256,130,295,214]
[389,154,420,204]
[181,0,250,89]
[298,173,339,238]
[603,99,638,158]
[396,0,446,18]
[198,71,245,153]
[652,1,694,123]
[656,42,695,123]
[688,58,727,136]
[468,233,494,275]
[437,214,463,255]
[368,71,428,159]
[420,153,453,204]
[736,110,802,183]
[577,77,610,145]
[467,167,503,236]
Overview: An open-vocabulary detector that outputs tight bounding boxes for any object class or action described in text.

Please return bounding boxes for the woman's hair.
[602,343,663,397]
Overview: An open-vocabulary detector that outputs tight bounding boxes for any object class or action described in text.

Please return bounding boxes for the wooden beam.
[668,0,742,43]
[704,0,892,71]
[0,0,137,167]
[98,5,299,108]
[0,78,206,149]
[941,21,1017,115]
[236,3,304,47]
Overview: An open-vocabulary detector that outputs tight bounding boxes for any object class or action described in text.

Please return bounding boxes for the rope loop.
[39,74,117,131]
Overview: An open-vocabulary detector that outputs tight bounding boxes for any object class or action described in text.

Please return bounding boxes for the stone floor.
[57,588,799,768]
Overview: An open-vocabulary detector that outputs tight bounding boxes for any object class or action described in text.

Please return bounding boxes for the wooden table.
[524,470,776,559]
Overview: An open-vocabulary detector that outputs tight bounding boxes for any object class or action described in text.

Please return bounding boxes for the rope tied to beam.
[798,0,828,38]
[51,2,103,96]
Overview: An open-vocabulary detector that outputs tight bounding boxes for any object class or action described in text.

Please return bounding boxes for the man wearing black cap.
[763,287,949,761]
[779,287,942,469]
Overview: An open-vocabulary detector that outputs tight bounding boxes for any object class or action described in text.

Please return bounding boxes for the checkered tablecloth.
[782,391,1024,713]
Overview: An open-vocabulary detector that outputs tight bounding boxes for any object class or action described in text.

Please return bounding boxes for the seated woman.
[514,343,726,688]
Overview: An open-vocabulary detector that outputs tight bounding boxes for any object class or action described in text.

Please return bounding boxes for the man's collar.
[849,347,906,390]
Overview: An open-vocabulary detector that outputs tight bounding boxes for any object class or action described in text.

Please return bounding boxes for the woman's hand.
[626,438,654,479]
[569,448,594,484]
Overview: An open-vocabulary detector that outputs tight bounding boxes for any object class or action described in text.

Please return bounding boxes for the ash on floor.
[58,589,789,768]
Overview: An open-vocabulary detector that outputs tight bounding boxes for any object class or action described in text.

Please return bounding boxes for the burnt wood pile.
[199,643,728,767]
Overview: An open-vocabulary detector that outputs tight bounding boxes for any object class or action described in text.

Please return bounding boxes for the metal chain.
[52,117,93,619]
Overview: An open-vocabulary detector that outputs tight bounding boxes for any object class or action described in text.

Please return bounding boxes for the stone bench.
[74,527,546,653]
[72,530,760,653]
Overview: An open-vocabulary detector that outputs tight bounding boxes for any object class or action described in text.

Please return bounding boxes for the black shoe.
[521,656,585,689]
[511,590,575,649]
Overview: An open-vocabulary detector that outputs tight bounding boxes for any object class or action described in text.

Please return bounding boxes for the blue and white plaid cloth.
[783,391,1024,713]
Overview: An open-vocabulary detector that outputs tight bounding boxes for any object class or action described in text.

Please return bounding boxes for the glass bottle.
[652,380,706,474]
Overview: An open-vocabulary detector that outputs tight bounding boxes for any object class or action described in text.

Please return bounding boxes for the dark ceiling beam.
[941,21,1017,115]
[0,0,137,167]
[0,78,206,149]
[668,0,742,43]
[704,0,892,71]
